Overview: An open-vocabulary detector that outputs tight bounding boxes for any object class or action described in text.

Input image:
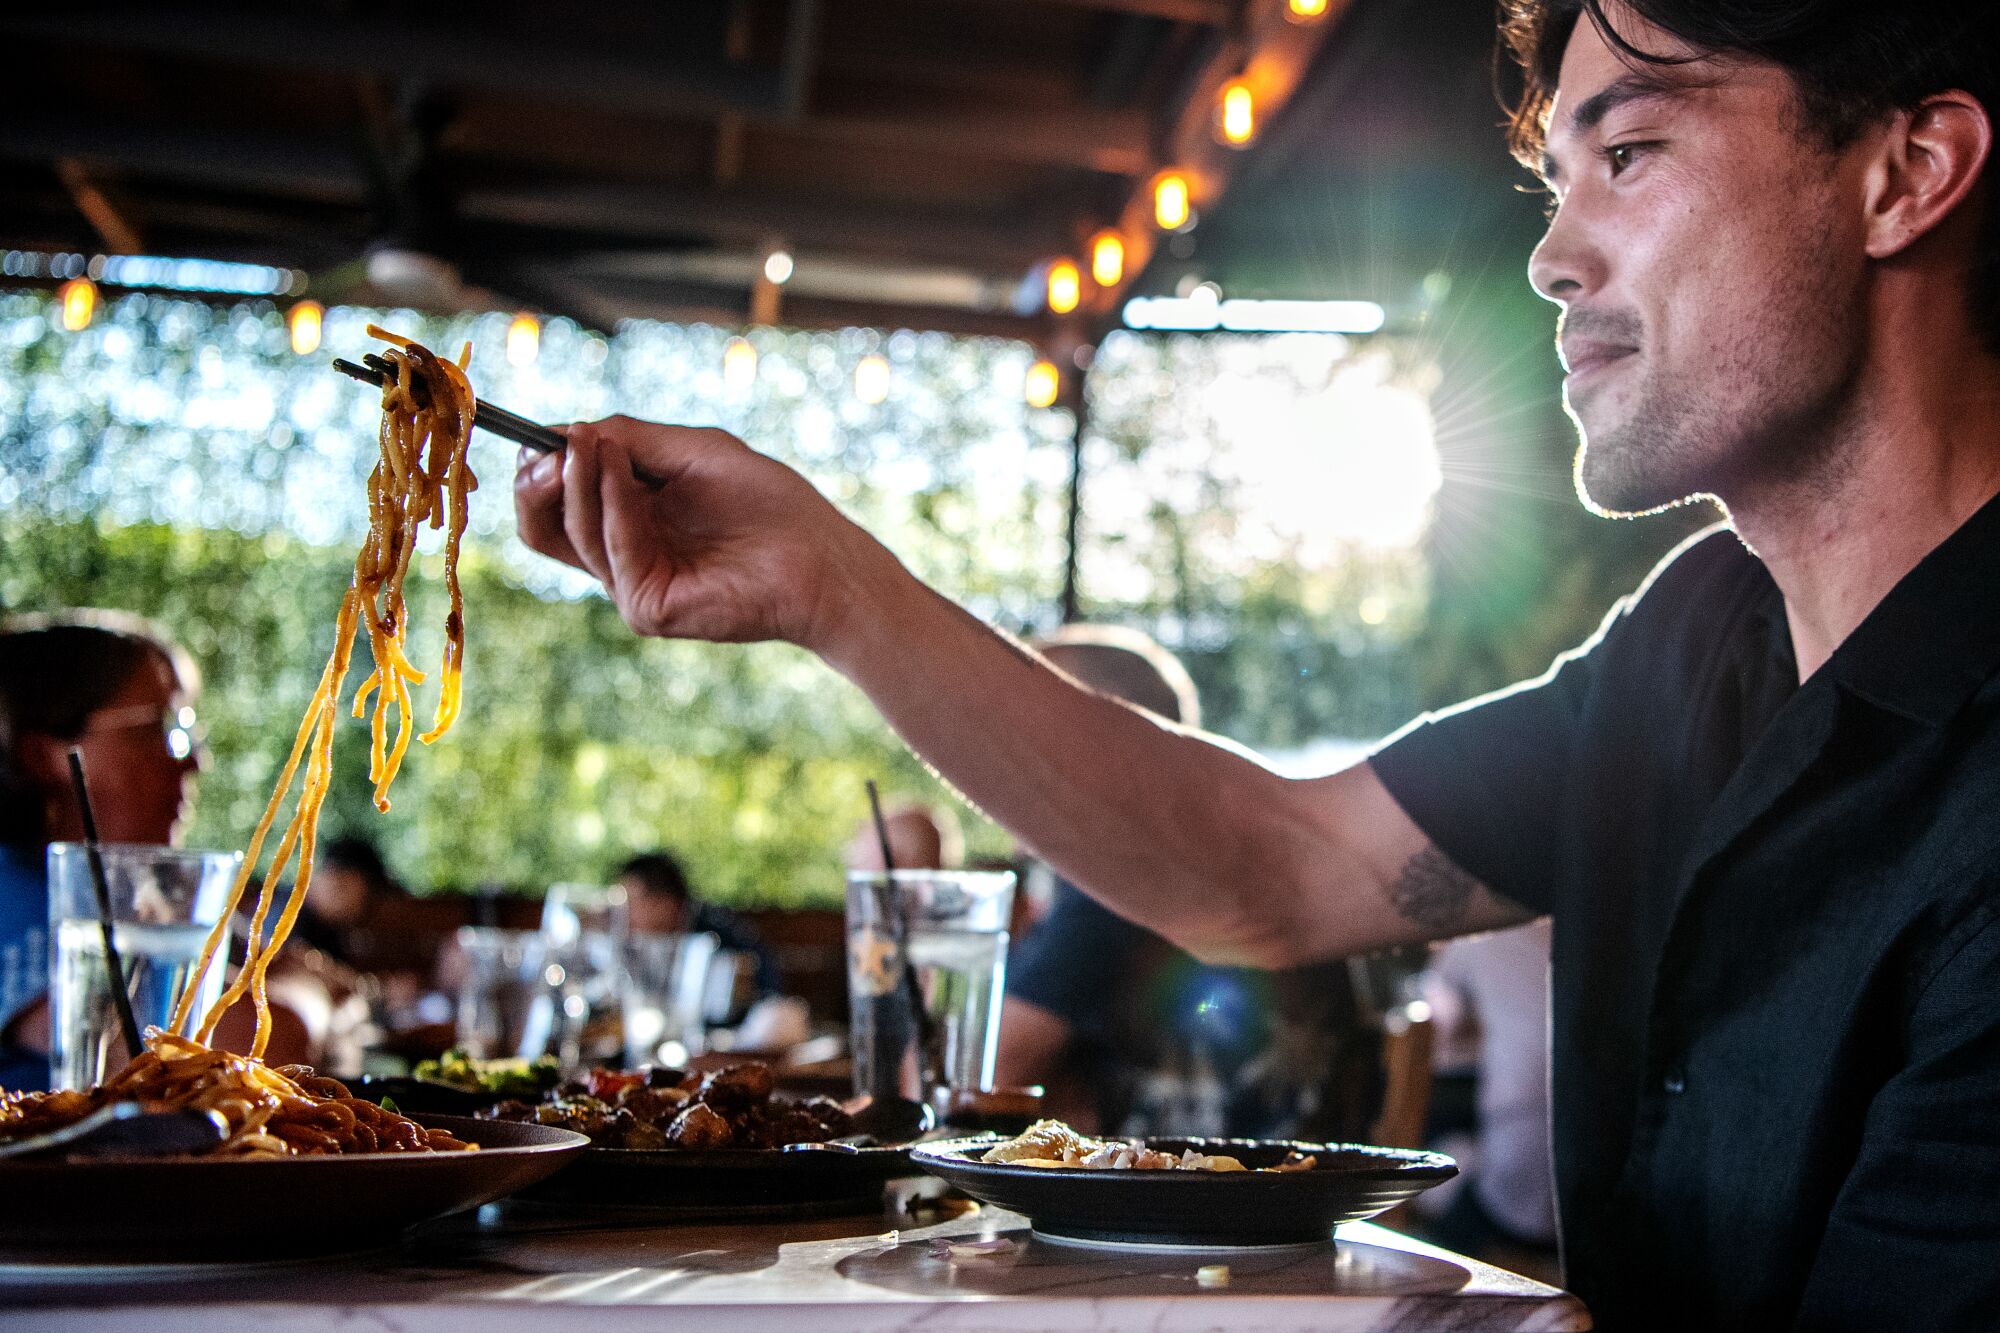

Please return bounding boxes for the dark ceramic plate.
[911,1136,1457,1247]
[0,1114,588,1262]
[345,1074,514,1116]
[519,1140,920,1217]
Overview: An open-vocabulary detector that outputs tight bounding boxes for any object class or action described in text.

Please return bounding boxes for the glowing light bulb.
[1090,231,1125,287]
[1218,80,1255,146]
[287,300,323,356]
[763,249,795,285]
[507,312,540,367]
[855,354,890,405]
[1287,0,1328,18]
[57,277,96,332]
[1024,359,1061,409]
[1047,259,1082,315]
[1153,173,1191,231]
[723,336,759,393]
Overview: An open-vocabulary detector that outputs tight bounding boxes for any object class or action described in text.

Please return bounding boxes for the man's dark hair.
[1501,1,2000,353]
[618,851,691,903]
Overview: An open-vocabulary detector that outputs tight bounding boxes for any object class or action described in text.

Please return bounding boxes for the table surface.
[0,1199,1591,1332]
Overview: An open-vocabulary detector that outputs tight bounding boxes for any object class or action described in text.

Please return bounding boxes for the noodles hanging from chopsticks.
[167,326,479,1060]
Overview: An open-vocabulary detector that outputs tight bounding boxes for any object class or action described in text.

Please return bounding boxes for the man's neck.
[1732,351,2000,681]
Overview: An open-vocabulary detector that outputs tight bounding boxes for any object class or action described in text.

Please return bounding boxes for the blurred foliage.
[0,286,1694,904]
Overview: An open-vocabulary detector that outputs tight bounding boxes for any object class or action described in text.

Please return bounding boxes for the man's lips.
[1560,342,1637,380]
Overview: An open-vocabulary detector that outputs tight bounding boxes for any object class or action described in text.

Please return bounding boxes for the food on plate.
[483,1061,854,1151]
[412,1049,562,1097]
[0,1031,473,1155]
[2,333,483,1159]
[979,1118,1318,1173]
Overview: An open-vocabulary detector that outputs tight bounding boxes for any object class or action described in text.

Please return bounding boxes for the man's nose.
[1527,198,1601,305]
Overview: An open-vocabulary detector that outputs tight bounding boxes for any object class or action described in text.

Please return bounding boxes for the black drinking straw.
[66,748,145,1062]
[865,779,937,1091]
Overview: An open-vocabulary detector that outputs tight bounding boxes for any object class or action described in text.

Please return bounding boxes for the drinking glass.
[451,926,549,1059]
[621,931,720,1067]
[47,842,240,1090]
[846,869,1015,1101]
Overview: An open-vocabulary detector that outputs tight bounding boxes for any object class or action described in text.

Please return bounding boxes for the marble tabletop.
[0,1199,1590,1332]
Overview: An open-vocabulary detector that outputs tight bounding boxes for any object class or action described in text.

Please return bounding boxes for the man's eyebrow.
[1538,71,1692,181]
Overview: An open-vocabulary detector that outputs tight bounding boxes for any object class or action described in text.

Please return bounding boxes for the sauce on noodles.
[0,329,482,1156]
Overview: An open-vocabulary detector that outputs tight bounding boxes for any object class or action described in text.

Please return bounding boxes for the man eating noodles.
[515,3,2000,1327]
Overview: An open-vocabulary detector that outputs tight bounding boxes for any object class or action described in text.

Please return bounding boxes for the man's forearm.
[815,548,1407,966]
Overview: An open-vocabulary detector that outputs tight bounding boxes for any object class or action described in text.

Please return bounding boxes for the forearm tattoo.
[1390,843,1479,931]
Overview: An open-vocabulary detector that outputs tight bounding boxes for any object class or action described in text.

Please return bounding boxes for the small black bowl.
[911,1136,1456,1248]
[344,1075,511,1116]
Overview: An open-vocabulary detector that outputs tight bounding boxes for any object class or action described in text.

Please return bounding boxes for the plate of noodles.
[911,1120,1456,1248]
[0,1042,587,1260]
[0,332,598,1260]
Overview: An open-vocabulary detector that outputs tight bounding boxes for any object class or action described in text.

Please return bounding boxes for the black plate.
[519,1140,919,1216]
[911,1136,1457,1247]
[346,1074,514,1116]
[0,1114,588,1262]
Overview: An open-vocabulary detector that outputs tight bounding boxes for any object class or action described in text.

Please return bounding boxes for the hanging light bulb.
[763,249,795,285]
[1218,79,1255,146]
[507,312,540,367]
[287,300,324,356]
[1090,231,1125,287]
[1024,359,1061,409]
[1046,259,1082,315]
[57,277,97,332]
[1153,172,1191,230]
[1286,0,1329,19]
[855,354,891,405]
[723,335,759,393]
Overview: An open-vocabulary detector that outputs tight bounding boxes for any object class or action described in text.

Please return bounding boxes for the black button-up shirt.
[1373,504,2000,1331]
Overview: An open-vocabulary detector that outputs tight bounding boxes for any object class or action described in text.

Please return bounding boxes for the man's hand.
[512,418,891,653]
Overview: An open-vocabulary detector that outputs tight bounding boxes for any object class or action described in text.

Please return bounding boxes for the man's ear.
[1864,90,1994,260]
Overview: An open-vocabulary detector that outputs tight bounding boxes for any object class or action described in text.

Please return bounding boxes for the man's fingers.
[600,439,673,633]
[560,424,614,587]
[513,434,585,570]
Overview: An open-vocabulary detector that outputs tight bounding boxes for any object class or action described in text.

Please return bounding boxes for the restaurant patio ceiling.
[0,0,1384,352]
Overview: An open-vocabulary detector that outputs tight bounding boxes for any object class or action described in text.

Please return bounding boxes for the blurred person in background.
[843,800,963,875]
[0,610,307,1084]
[996,626,1380,1139]
[1413,919,1557,1277]
[617,849,780,997]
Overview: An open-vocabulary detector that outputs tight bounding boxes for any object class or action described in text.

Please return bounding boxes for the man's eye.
[1604,142,1652,175]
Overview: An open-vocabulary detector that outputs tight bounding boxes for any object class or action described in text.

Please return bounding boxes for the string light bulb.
[1153,172,1191,231]
[507,312,540,367]
[1286,0,1328,19]
[855,353,891,405]
[1090,231,1126,287]
[723,335,759,393]
[763,249,795,285]
[1024,359,1061,409]
[1218,79,1255,146]
[287,300,323,356]
[57,276,97,332]
[1046,259,1082,315]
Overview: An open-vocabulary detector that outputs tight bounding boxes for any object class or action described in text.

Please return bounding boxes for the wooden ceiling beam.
[54,158,144,254]
[1009,0,1237,24]
[4,1,820,120]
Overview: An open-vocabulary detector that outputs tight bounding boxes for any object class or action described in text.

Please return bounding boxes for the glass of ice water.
[47,842,240,1090]
[846,869,1015,1101]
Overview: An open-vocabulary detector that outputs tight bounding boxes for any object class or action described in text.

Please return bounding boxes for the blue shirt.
[0,843,48,1091]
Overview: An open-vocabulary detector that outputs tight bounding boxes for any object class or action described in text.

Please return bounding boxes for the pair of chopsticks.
[330,355,668,488]
[331,355,565,454]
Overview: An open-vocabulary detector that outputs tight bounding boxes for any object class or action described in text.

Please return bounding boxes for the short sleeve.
[1369,626,1605,918]
[1006,880,1146,1033]
[1370,523,1746,918]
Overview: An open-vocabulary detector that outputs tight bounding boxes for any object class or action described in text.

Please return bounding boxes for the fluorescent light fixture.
[1123,295,1386,334]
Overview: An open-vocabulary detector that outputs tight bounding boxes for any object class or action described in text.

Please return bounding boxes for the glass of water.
[47,842,240,1090]
[846,869,1015,1101]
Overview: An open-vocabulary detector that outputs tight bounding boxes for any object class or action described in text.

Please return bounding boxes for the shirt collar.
[1813,487,2000,725]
